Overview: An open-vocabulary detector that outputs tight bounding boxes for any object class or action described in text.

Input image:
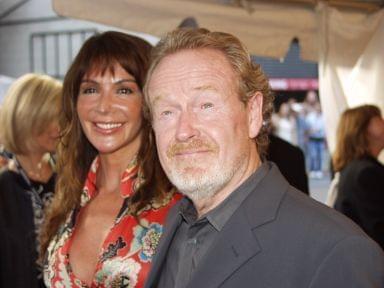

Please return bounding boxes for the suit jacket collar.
[186,204,261,288]
[243,162,289,228]
[145,162,289,288]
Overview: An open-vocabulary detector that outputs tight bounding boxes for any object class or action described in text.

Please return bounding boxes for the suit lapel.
[186,209,261,288]
[144,202,183,288]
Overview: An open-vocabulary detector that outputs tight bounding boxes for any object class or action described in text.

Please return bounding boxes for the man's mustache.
[166,139,218,158]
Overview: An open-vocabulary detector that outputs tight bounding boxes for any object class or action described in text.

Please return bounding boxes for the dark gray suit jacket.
[145,163,384,288]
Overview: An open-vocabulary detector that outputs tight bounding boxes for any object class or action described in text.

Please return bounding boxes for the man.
[144,28,384,287]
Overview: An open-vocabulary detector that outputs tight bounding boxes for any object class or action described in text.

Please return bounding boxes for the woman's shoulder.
[0,166,21,186]
[340,156,384,192]
[347,156,383,173]
[0,169,29,212]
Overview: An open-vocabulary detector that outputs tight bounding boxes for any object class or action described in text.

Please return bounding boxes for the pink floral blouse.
[44,157,180,287]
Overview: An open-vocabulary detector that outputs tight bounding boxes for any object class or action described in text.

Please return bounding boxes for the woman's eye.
[201,102,214,109]
[82,87,97,94]
[118,87,133,94]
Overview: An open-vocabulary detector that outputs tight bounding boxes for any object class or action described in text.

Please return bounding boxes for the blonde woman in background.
[332,105,384,250]
[0,73,62,287]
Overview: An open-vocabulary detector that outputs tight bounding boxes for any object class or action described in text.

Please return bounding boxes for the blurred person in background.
[289,97,308,156]
[332,105,384,249]
[272,102,297,145]
[306,102,326,178]
[40,31,180,287]
[0,73,62,287]
[303,90,318,113]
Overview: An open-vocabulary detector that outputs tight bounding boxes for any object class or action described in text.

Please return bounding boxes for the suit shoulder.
[308,234,384,287]
[280,187,368,240]
[270,187,384,277]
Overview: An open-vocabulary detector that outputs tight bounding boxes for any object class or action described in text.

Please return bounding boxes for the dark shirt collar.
[179,198,198,225]
[179,162,269,231]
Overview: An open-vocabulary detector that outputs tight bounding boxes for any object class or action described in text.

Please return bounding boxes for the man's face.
[147,48,262,201]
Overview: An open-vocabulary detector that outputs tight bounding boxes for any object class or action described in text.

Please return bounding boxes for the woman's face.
[33,120,60,154]
[366,115,384,150]
[77,63,143,156]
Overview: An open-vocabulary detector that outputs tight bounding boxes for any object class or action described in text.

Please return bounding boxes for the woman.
[0,73,62,287]
[332,105,384,249]
[41,31,180,287]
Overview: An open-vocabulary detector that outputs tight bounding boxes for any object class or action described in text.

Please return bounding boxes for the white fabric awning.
[53,0,318,61]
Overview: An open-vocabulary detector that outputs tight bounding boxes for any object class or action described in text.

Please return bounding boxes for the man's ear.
[247,91,263,138]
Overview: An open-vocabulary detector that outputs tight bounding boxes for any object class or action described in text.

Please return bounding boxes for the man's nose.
[175,111,200,142]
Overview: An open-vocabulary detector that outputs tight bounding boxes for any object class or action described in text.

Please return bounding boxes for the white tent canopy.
[53,0,319,61]
[52,0,384,151]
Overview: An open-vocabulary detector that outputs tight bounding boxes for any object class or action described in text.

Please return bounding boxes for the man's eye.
[201,102,214,109]
[118,87,133,94]
[82,87,97,94]
[161,110,172,116]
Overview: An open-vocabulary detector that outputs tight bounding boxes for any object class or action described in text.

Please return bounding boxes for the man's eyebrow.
[193,85,218,91]
[150,86,218,107]
[150,95,165,106]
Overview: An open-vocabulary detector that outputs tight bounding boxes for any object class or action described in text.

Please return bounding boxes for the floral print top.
[44,157,180,288]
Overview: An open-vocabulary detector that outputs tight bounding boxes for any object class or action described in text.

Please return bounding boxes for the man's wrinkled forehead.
[146,48,239,103]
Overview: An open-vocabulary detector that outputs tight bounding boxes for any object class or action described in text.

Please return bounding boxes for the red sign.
[269,78,318,91]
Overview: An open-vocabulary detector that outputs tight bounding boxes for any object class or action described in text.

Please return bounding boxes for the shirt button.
[187,238,197,245]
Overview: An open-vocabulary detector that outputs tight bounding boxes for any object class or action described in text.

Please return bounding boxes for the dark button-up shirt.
[158,163,269,288]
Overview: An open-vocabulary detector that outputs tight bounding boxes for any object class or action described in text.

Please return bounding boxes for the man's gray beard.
[168,170,230,201]
[165,154,246,202]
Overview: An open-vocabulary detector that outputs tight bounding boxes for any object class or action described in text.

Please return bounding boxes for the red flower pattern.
[44,157,180,287]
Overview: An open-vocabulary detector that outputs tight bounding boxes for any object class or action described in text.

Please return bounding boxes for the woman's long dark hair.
[40,31,172,257]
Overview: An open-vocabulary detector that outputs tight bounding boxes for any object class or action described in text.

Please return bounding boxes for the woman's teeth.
[96,123,122,129]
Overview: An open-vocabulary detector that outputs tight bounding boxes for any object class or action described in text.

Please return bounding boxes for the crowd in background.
[271,90,326,179]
